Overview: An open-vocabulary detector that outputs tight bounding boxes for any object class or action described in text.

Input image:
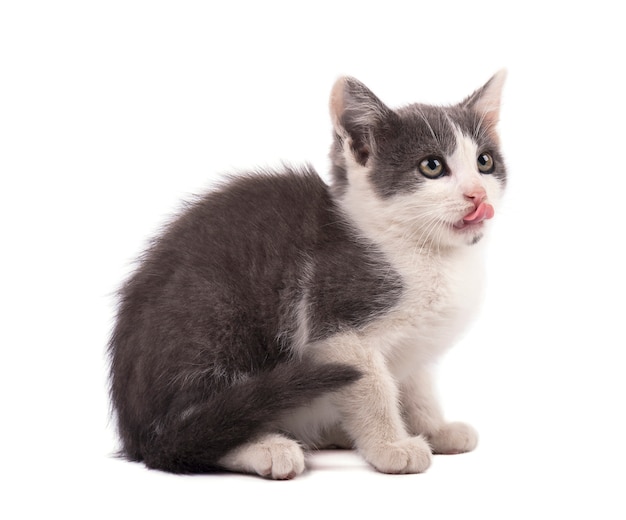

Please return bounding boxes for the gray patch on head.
[361,103,507,198]
[367,104,458,198]
[329,75,507,199]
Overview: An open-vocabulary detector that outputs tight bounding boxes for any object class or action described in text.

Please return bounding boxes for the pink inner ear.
[463,202,494,224]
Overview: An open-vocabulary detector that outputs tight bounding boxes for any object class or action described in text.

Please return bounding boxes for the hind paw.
[219,433,305,480]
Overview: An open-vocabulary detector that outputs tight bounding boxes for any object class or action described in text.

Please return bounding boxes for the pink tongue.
[463,202,495,224]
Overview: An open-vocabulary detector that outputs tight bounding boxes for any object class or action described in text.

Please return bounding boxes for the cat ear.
[330,77,392,166]
[462,69,507,129]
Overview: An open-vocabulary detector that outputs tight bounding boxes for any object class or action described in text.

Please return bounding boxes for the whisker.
[415,106,440,148]
[474,103,497,140]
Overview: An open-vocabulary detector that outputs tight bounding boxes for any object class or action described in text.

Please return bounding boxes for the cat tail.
[140,360,361,474]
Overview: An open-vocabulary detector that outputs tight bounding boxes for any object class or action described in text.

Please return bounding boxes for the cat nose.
[464,187,487,207]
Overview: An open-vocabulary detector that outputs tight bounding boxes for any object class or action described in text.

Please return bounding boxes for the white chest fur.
[376,244,486,380]
[337,161,488,380]
[328,230,486,384]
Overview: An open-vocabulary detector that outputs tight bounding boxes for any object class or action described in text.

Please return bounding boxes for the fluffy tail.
[139,361,361,473]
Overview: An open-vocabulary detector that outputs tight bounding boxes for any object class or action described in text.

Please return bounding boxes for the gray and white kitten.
[109,71,507,479]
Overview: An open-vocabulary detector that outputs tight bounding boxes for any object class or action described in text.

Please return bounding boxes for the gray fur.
[109,166,399,472]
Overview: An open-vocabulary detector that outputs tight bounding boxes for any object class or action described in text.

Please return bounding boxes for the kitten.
[109,71,507,479]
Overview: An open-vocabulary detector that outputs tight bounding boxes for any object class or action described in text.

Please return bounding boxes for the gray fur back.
[108,165,399,470]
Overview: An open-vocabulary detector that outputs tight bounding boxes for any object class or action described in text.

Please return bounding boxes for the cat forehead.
[395,103,492,155]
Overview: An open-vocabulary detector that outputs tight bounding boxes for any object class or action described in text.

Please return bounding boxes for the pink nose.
[464,187,487,207]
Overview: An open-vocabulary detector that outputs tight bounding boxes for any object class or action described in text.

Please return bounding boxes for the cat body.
[109,72,507,478]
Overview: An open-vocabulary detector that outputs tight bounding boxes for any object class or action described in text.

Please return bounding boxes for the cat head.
[329,72,507,248]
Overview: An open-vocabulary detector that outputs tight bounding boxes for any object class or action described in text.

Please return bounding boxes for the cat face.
[329,72,506,248]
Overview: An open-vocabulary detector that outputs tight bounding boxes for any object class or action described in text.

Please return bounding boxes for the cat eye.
[418,157,446,179]
[477,152,495,174]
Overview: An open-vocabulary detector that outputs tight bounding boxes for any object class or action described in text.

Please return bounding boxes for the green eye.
[419,157,446,179]
[477,152,495,173]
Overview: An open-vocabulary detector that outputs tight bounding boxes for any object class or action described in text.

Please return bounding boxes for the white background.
[2,1,625,518]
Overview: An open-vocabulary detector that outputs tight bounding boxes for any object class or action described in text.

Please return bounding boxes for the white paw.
[220,434,305,480]
[429,422,478,454]
[365,436,432,474]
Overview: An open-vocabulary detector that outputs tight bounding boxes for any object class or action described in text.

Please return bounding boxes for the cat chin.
[467,233,485,246]
[446,222,487,247]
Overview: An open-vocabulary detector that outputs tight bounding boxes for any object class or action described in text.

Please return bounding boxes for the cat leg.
[401,369,478,454]
[326,341,431,474]
[218,433,305,480]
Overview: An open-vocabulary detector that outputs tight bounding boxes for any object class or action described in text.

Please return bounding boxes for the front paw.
[428,422,478,454]
[365,436,432,474]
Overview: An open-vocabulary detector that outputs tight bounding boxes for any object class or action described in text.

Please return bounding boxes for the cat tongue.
[463,202,495,224]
